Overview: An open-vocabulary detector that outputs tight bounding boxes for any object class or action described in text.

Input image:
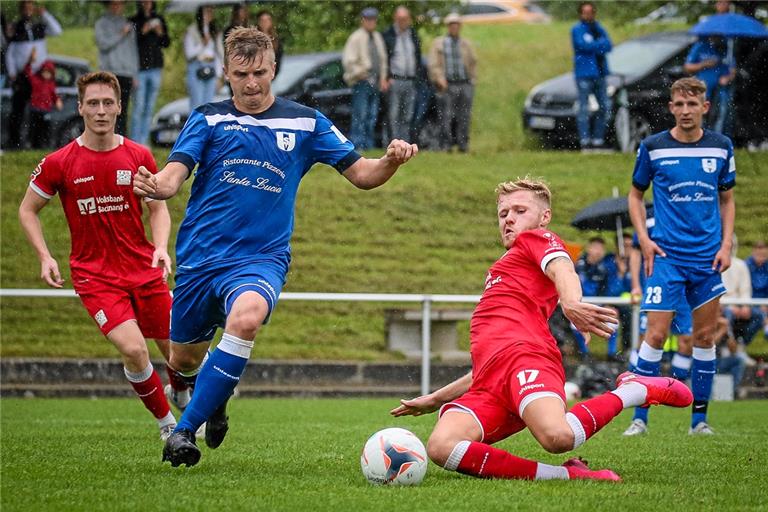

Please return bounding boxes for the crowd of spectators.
[343,6,477,152]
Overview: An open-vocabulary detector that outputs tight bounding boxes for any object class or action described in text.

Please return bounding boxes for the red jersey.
[29,136,162,289]
[469,229,571,372]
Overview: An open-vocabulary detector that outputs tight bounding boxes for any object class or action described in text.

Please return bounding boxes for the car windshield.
[272,55,327,95]
[607,39,685,79]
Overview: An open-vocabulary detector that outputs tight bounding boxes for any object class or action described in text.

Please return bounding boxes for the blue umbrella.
[690,13,768,38]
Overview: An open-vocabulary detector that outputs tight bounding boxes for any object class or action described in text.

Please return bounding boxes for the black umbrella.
[571,197,652,256]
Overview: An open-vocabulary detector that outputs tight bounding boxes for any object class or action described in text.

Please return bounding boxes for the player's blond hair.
[670,77,707,100]
[495,177,551,207]
[224,26,274,66]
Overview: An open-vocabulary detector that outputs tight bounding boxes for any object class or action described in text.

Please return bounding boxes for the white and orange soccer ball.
[360,428,428,486]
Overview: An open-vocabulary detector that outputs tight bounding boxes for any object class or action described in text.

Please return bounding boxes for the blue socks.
[176,333,253,433]
[632,342,663,424]
[691,346,716,428]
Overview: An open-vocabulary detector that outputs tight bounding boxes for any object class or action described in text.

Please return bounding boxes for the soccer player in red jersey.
[391,178,692,482]
[18,71,188,441]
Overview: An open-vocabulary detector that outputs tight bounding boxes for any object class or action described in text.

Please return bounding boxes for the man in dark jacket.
[571,2,611,150]
[382,5,423,142]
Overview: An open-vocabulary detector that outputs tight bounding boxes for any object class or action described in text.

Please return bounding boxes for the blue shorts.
[639,309,692,336]
[170,259,287,343]
[641,258,725,315]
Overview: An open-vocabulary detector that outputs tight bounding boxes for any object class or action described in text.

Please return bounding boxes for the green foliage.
[542,0,711,24]
[2,398,768,510]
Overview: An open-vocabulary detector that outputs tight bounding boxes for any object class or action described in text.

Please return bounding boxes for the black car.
[1,54,90,149]
[522,31,767,151]
[150,51,440,148]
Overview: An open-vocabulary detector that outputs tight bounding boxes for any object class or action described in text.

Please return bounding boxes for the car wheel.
[58,118,83,148]
[616,109,650,153]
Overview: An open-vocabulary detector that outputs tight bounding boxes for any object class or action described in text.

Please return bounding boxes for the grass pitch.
[1,398,766,511]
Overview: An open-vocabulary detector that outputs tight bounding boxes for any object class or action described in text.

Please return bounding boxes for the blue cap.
[361,7,378,19]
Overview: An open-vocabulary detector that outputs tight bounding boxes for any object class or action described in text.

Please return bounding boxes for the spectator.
[129,1,169,146]
[382,5,422,142]
[571,1,611,150]
[746,240,768,335]
[572,236,623,359]
[95,0,138,136]
[342,7,388,150]
[5,1,62,150]
[24,48,61,148]
[721,237,760,364]
[428,13,477,153]
[223,3,249,45]
[184,5,223,109]
[1,12,9,90]
[713,314,746,398]
[684,36,735,135]
[255,10,282,76]
[616,232,634,353]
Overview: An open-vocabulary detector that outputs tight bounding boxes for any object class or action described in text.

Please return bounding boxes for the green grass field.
[1,398,767,511]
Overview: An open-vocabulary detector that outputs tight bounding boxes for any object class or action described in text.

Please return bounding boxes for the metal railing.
[2,289,767,395]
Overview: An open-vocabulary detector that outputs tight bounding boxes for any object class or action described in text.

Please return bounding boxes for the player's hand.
[152,248,173,280]
[40,256,64,288]
[712,245,731,273]
[639,238,665,277]
[390,394,441,417]
[384,139,418,166]
[561,301,618,342]
[133,165,157,198]
[630,286,642,305]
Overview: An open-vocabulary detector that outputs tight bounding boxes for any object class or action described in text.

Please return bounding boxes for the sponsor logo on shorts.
[94,309,107,327]
[116,170,132,186]
[518,383,545,395]
[712,283,725,292]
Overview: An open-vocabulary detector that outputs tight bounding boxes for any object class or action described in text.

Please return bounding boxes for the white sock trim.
[611,381,648,409]
[444,440,471,471]
[157,411,176,428]
[672,353,693,370]
[124,362,154,383]
[218,333,254,359]
[692,346,716,361]
[638,341,663,362]
[565,412,586,449]
[535,463,569,480]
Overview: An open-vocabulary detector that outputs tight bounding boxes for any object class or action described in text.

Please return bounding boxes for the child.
[24,48,62,149]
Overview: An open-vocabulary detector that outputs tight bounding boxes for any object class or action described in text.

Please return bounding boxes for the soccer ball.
[360,427,428,486]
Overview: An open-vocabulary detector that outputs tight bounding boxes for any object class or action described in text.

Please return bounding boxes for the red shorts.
[440,342,566,444]
[76,277,171,339]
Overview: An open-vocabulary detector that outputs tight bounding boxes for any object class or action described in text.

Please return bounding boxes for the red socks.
[566,393,623,447]
[125,366,171,420]
[165,364,189,392]
[456,441,538,479]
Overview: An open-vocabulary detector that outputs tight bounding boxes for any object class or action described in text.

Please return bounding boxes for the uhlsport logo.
[701,158,717,173]
[276,131,295,151]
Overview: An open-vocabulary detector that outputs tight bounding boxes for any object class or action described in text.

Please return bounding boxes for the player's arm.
[390,372,472,417]
[628,186,665,277]
[145,199,173,279]
[713,188,735,272]
[545,256,618,344]
[18,188,64,288]
[133,162,189,200]
[342,140,418,190]
[629,246,643,302]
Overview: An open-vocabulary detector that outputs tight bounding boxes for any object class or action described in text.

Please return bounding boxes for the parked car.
[459,0,551,24]
[522,31,768,151]
[150,51,441,149]
[1,54,90,150]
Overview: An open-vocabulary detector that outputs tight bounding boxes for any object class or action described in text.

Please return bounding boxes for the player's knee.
[426,433,459,467]
[535,425,574,454]
[120,343,149,367]
[226,309,265,339]
[643,329,667,349]
[169,351,202,373]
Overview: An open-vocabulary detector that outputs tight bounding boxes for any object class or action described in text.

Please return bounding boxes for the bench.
[385,308,473,361]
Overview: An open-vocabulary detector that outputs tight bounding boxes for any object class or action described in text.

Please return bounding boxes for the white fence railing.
[2,289,767,395]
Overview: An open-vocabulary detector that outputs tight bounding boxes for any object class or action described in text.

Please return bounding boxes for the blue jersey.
[169,97,360,271]
[632,130,735,267]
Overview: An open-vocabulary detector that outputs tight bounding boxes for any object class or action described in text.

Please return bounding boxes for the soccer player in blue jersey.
[628,77,736,435]
[133,28,418,467]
